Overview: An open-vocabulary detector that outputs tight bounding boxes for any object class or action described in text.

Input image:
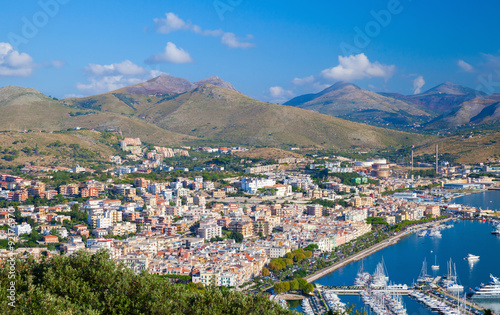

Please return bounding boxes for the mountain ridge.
[0,82,428,149]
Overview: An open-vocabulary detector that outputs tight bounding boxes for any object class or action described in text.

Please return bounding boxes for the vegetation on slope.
[0,250,296,315]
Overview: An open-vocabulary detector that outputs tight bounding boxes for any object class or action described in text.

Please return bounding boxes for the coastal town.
[1,137,499,297]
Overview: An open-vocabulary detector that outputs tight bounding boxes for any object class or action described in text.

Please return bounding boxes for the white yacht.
[466,254,480,261]
[431,255,439,271]
[471,274,500,299]
[441,259,464,292]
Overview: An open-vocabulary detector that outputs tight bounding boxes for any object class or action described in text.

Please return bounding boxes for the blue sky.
[1,0,500,102]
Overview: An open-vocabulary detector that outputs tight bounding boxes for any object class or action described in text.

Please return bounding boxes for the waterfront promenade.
[304,218,451,283]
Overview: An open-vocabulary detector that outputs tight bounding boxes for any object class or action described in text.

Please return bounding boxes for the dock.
[322,286,413,295]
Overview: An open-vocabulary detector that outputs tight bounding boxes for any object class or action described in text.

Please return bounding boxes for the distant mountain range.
[285,81,496,129]
[125,74,238,95]
[0,75,427,149]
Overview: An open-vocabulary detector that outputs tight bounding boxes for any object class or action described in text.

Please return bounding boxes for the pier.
[321,286,413,295]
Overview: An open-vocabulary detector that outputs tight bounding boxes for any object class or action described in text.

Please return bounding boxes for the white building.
[268,246,287,259]
[198,221,222,240]
[14,222,32,236]
[96,217,112,229]
[218,273,238,287]
[240,177,276,194]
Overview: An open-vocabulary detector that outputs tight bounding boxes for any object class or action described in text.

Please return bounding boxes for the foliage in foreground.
[0,250,297,315]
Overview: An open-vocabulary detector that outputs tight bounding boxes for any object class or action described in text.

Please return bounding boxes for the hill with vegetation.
[284,81,432,128]
[1,79,430,150]
[0,130,122,169]
[0,86,194,146]
[425,94,500,129]
[414,130,500,164]
[0,250,295,315]
[132,83,428,149]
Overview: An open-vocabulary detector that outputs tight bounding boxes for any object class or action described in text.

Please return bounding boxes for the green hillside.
[1,83,431,150]
[0,87,193,146]
[0,250,294,315]
[130,84,430,149]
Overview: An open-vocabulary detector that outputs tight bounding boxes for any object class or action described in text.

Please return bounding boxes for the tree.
[293,252,306,262]
[230,232,244,243]
[283,281,290,292]
[289,279,299,291]
[274,282,286,294]
[0,250,296,314]
[304,244,319,251]
[261,267,270,277]
[298,278,308,290]
[268,261,282,271]
[71,203,80,212]
[303,283,314,294]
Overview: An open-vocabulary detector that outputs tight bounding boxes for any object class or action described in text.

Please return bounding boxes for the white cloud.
[76,76,144,94]
[0,42,35,77]
[149,69,166,78]
[413,75,425,94]
[153,12,254,49]
[269,86,294,103]
[292,75,315,86]
[221,33,254,49]
[50,60,66,69]
[154,12,189,34]
[145,42,193,64]
[77,60,160,95]
[321,53,395,81]
[458,60,474,72]
[85,60,147,76]
[63,93,85,99]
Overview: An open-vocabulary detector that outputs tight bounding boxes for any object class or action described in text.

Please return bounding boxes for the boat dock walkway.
[432,276,441,284]
[322,286,414,295]
[434,285,485,313]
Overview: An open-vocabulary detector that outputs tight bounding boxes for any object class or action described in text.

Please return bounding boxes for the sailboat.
[442,258,464,292]
[417,258,433,283]
[431,255,439,271]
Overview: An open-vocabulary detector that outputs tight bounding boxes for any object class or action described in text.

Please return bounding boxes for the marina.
[290,191,500,314]
[312,219,500,314]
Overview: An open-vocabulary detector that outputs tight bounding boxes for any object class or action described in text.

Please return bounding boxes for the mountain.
[284,81,432,127]
[425,94,500,128]
[123,74,238,95]
[0,78,430,149]
[381,82,486,114]
[134,83,427,148]
[0,86,193,146]
[194,75,238,92]
[126,74,196,95]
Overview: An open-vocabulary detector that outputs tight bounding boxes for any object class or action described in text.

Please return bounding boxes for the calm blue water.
[453,190,500,211]
[296,191,500,315]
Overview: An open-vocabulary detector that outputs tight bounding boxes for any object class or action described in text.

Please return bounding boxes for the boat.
[471,274,500,299]
[418,230,428,237]
[441,259,463,292]
[417,258,433,283]
[466,254,479,261]
[428,229,442,238]
[323,290,346,313]
[301,298,314,315]
[431,255,439,271]
[492,226,500,235]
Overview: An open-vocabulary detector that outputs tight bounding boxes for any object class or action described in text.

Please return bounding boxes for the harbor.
[312,219,500,314]
[287,191,500,314]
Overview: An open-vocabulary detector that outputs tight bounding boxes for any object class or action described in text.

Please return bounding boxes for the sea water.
[302,191,500,315]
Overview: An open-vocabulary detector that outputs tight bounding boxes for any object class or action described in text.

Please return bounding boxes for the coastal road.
[304,218,451,283]
[261,218,450,292]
